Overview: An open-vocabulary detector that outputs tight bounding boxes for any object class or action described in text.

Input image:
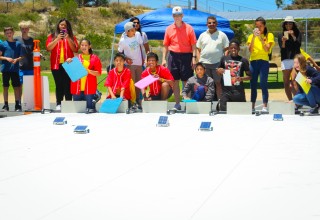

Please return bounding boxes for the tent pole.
[305,18,308,53]
[109,33,116,70]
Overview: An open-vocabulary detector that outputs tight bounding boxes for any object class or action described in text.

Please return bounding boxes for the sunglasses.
[207,22,216,25]
[133,21,140,24]
[285,22,293,25]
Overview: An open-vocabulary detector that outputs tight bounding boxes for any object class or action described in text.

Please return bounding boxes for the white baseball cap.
[124,22,135,33]
[172,6,183,15]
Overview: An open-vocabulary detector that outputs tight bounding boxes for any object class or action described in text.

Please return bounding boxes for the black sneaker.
[15,104,22,112]
[2,104,9,111]
[86,108,97,114]
[309,105,319,114]
[130,103,139,110]
[295,104,303,111]
[129,103,142,112]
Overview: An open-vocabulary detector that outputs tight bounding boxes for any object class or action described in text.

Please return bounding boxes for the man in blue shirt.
[0,27,23,111]
[0,39,2,64]
[15,21,35,102]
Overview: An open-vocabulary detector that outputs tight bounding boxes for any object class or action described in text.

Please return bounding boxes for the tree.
[280,0,320,9]
[59,0,79,22]
[275,0,283,9]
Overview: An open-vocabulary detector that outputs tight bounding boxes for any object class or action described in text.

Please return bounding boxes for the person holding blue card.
[182,62,215,102]
[292,54,320,114]
[105,53,136,109]
[66,39,102,113]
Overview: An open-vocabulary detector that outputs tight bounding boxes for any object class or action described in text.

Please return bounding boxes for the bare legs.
[283,69,294,101]
[173,80,186,104]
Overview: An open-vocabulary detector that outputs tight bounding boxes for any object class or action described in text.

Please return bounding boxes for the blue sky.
[125,0,292,12]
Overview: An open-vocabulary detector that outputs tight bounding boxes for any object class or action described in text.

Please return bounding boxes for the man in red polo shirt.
[162,6,197,110]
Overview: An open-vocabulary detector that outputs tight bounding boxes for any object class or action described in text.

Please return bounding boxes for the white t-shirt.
[120,31,148,60]
[118,33,144,66]
[196,30,229,64]
[140,32,148,44]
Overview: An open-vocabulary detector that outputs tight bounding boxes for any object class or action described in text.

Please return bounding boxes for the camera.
[60,29,66,38]
[253,28,260,36]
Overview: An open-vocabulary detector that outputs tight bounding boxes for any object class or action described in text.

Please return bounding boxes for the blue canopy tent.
[110,8,234,65]
[114,8,234,40]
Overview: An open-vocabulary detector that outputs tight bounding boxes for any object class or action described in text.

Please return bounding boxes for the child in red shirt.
[105,53,133,103]
[66,39,102,113]
[141,52,174,101]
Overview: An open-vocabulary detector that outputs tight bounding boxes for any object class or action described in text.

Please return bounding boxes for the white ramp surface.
[0,113,320,220]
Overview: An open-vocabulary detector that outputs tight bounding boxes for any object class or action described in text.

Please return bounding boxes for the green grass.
[0,71,109,94]
[41,72,108,93]
[247,69,284,89]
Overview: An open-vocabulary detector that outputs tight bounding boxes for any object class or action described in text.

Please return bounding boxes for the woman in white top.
[119,18,150,107]
[118,22,144,108]
[129,16,150,58]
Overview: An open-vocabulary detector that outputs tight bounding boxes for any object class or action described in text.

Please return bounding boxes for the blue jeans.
[293,85,320,108]
[73,92,95,109]
[250,60,269,104]
[192,86,206,101]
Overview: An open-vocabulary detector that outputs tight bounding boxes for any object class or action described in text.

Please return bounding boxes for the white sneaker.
[261,107,268,112]
[56,105,61,111]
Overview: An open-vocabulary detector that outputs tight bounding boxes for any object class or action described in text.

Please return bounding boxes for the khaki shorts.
[203,63,221,82]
